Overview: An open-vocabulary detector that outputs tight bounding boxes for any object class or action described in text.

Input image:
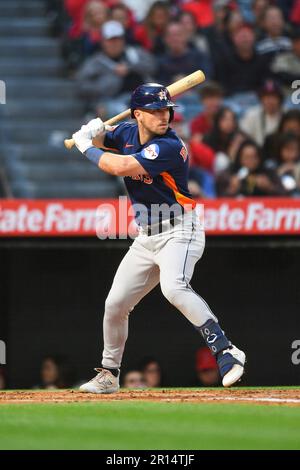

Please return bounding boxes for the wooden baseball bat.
[64,69,205,150]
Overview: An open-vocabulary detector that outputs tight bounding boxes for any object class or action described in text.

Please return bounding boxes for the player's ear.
[134,109,141,120]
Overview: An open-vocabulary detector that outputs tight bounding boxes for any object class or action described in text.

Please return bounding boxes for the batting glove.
[72,125,93,154]
[86,117,105,138]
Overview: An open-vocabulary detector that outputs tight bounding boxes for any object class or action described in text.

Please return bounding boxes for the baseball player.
[72,83,246,393]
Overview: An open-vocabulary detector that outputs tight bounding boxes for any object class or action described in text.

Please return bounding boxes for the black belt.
[141,216,183,236]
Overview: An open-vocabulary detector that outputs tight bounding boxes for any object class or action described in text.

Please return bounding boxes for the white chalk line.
[219,396,300,404]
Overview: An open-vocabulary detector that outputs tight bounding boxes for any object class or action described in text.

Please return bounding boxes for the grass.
[0,395,300,449]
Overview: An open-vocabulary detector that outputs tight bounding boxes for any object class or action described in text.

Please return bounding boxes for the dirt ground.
[1,388,300,406]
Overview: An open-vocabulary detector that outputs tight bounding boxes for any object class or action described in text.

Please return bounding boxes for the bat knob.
[64,139,75,150]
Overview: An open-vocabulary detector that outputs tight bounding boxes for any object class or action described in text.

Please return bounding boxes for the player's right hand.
[85,118,105,138]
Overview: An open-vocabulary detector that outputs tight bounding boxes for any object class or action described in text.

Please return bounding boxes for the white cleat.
[79,368,120,394]
[220,345,246,388]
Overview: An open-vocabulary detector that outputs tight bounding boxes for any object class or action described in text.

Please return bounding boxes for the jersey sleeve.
[103,122,131,152]
[133,139,184,178]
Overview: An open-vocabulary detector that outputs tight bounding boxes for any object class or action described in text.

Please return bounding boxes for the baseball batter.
[72,83,246,393]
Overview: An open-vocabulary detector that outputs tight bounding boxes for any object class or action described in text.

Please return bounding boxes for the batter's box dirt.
[0,389,300,405]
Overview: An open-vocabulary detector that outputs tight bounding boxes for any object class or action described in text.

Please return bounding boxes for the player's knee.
[105,296,123,317]
[160,280,183,307]
[104,292,132,321]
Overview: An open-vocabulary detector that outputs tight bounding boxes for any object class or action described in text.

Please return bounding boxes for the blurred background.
[0,0,299,389]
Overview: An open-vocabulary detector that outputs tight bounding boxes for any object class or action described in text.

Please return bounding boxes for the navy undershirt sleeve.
[84,147,104,166]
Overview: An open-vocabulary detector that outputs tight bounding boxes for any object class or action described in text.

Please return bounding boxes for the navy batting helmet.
[130,83,177,122]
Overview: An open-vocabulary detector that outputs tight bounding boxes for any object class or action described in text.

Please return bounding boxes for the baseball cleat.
[79,368,120,394]
[217,345,246,387]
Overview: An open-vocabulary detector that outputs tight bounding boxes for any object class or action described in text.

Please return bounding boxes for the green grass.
[0,400,300,450]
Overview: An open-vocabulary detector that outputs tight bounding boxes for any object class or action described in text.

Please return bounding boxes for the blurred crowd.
[46,0,300,197]
[34,355,166,390]
[0,347,221,389]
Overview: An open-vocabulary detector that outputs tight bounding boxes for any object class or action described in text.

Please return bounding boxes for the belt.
[140,216,183,236]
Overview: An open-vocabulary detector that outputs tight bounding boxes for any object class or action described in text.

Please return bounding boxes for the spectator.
[277,109,300,136]
[226,8,244,38]
[214,25,270,101]
[211,8,245,63]
[256,5,292,58]
[80,1,108,55]
[156,21,213,85]
[64,0,90,39]
[271,27,300,90]
[290,0,300,27]
[275,133,300,195]
[240,79,284,146]
[202,0,234,67]
[111,3,137,45]
[190,81,224,139]
[263,109,300,160]
[62,0,109,72]
[217,140,286,196]
[251,0,270,32]
[178,10,210,56]
[276,0,294,22]
[76,20,156,116]
[194,347,220,387]
[84,2,107,31]
[139,357,162,388]
[189,137,216,178]
[203,106,247,172]
[188,83,224,194]
[170,111,190,142]
[181,0,215,29]
[170,111,217,198]
[36,355,73,389]
[122,0,166,22]
[134,1,171,54]
[122,370,145,389]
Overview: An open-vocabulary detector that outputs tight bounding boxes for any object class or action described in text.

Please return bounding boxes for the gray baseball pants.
[102,210,218,369]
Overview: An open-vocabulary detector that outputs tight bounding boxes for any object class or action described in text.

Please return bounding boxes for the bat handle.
[64,109,131,150]
[64,138,75,150]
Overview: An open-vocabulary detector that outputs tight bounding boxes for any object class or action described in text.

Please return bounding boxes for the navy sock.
[195,319,231,355]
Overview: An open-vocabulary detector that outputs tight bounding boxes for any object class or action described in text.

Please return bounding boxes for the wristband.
[84,147,104,167]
